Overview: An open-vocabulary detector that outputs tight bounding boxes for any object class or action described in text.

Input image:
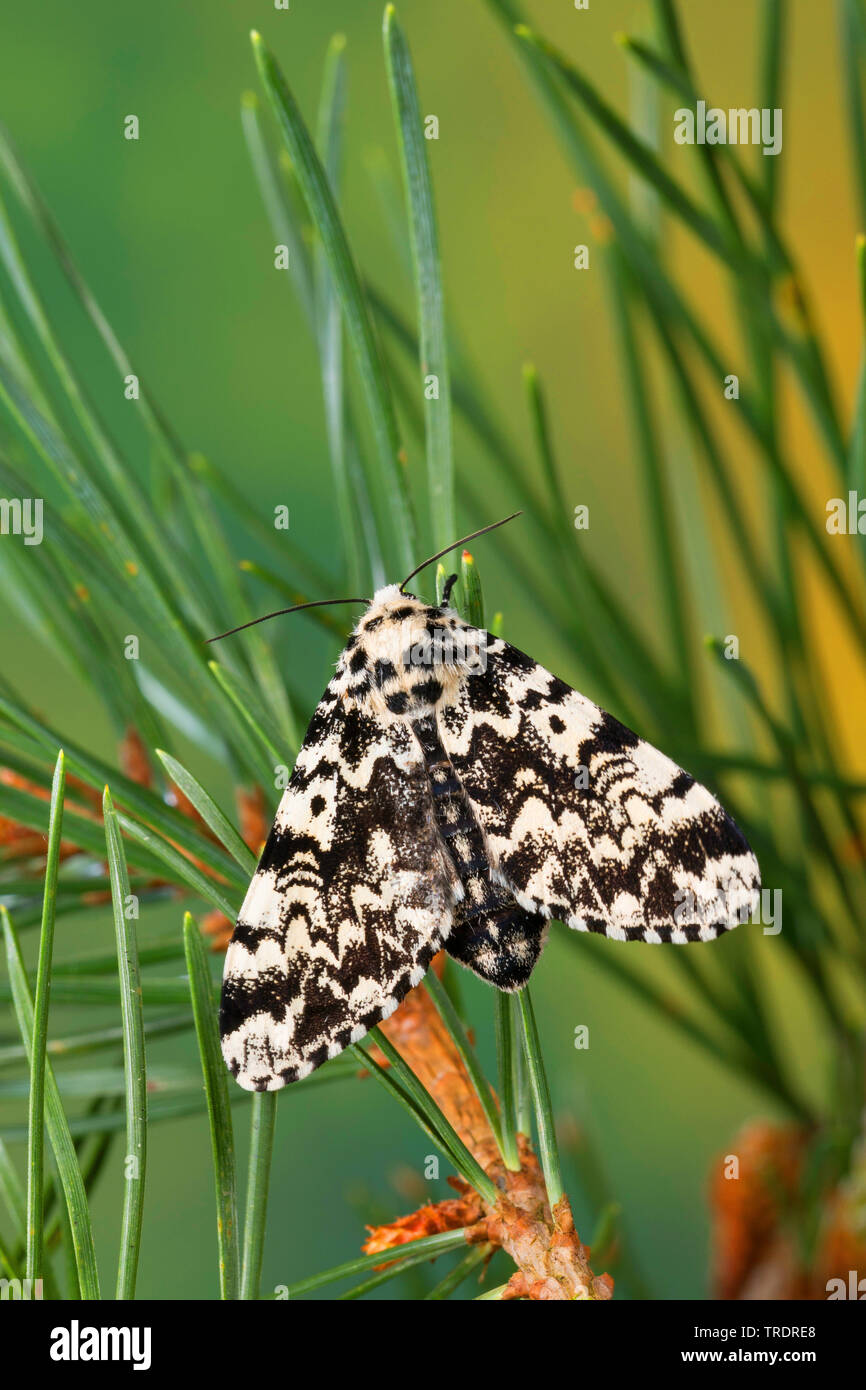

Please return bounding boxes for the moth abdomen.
[428,770,462,798]
[446,902,548,991]
[408,712,546,990]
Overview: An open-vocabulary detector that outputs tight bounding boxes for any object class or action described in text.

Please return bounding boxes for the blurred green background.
[0,0,863,1298]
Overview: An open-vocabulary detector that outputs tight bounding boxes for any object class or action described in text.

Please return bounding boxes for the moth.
[215,517,760,1092]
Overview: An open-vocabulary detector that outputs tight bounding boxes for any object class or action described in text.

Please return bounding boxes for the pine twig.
[369,963,613,1301]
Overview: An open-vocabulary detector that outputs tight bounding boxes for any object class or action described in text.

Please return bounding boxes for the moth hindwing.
[220,585,760,1090]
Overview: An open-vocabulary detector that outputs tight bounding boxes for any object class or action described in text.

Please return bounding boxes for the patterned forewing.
[440,638,760,943]
[220,685,458,1089]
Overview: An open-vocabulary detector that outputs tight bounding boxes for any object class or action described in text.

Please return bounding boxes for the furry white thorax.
[338,585,487,719]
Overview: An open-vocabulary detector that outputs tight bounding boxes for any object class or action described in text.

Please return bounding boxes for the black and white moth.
[218,530,760,1092]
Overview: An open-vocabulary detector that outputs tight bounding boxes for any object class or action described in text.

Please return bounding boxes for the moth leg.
[440,572,459,606]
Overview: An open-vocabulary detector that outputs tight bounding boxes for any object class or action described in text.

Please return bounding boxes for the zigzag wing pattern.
[440,637,761,943]
[220,680,458,1090]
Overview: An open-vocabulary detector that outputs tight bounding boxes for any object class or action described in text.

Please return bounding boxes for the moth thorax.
[345,593,488,719]
[360,597,488,678]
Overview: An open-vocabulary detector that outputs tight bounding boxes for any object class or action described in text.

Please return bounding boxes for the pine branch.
[367,962,613,1301]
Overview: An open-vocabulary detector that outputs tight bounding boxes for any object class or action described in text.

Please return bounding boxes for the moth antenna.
[205,598,369,644]
[399,512,522,592]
